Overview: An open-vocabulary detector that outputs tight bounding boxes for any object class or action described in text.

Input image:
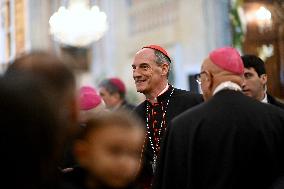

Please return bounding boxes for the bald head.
[199,47,244,101]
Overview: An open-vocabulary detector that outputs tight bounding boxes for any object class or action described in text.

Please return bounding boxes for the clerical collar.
[147,84,170,104]
[261,93,268,103]
[158,84,169,96]
[213,81,241,95]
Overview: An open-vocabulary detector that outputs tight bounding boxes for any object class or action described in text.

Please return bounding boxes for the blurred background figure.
[5,51,79,133]
[0,71,67,189]
[79,86,106,124]
[98,77,135,111]
[62,110,145,189]
[241,54,284,109]
[5,51,80,172]
[60,86,107,174]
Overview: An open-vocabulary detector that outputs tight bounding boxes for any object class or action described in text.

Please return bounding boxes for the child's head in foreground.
[73,110,145,189]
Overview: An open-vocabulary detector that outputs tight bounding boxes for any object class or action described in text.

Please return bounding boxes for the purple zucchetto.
[79,86,102,111]
[209,47,244,75]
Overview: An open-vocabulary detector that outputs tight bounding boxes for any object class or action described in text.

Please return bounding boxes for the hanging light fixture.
[49,0,108,47]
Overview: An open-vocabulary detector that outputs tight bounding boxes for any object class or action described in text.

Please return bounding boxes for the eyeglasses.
[194,71,206,84]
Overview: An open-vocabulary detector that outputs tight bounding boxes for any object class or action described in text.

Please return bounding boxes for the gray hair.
[154,50,171,77]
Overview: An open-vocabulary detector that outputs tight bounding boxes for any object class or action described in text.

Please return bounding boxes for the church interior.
[0,0,283,102]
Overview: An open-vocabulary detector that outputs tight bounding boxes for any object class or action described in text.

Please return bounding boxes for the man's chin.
[135,86,145,93]
[136,88,145,94]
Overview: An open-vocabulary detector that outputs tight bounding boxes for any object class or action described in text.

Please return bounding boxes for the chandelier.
[49,0,108,47]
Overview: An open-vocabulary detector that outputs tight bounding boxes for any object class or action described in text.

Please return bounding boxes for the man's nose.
[241,80,247,89]
[133,69,141,78]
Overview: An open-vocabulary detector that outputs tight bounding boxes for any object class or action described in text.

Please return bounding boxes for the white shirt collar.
[157,84,169,97]
[261,93,268,103]
[213,81,242,95]
[149,84,169,103]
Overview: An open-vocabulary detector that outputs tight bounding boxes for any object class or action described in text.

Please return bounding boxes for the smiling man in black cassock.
[132,45,203,189]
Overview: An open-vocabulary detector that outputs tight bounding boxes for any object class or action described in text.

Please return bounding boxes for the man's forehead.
[133,50,156,65]
[135,48,155,58]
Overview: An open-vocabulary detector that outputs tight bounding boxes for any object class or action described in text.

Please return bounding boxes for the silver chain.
[145,87,174,173]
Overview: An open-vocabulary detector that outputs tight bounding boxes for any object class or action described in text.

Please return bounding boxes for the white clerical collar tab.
[213,81,241,95]
[261,93,268,103]
[157,84,169,97]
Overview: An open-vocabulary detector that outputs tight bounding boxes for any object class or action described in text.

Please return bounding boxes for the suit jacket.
[134,85,203,188]
[152,90,284,189]
[267,93,284,109]
[121,100,136,111]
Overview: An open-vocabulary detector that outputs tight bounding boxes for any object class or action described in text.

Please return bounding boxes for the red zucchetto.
[143,44,171,63]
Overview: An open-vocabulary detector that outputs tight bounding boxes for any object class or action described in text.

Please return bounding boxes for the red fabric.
[109,77,126,93]
[143,44,171,63]
[209,47,244,75]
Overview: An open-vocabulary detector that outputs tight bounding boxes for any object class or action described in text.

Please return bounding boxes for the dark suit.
[267,93,284,109]
[120,100,136,111]
[152,90,284,189]
[60,166,142,189]
[135,84,203,188]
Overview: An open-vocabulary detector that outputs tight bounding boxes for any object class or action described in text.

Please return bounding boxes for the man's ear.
[203,71,214,92]
[260,74,267,86]
[207,72,213,86]
[161,63,170,76]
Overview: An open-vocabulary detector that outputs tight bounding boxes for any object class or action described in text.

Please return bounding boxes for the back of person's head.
[73,110,145,189]
[208,47,244,76]
[99,77,126,99]
[0,72,65,189]
[6,51,76,97]
[241,54,266,76]
[79,86,106,123]
[200,47,244,100]
[5,51,78,132]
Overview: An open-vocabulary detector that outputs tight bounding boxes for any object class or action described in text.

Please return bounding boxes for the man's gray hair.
[154,50,171,77]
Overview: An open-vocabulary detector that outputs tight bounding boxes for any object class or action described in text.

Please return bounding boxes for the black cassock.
[152,90,284,189]
[134,84,203,188]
